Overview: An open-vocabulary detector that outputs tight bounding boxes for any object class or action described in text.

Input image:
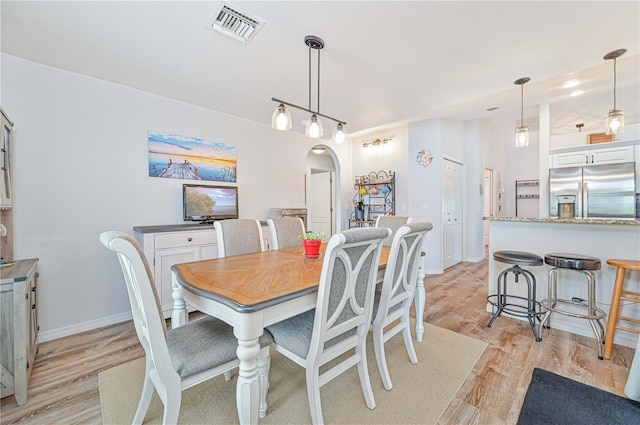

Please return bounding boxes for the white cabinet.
[0,109,13,209]
[134,224,270,316]
[551,145,634,168]
[1,259,39,406]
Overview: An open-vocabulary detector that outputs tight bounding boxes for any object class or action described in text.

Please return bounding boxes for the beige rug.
[99,322,487,424]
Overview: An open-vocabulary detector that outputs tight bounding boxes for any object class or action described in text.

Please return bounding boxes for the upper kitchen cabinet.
[0,108,13,209]
[550,141,636,168]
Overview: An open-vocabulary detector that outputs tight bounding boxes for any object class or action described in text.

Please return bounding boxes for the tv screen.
[183,184,238,222]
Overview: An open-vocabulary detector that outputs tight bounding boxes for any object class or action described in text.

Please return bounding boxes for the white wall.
[2,54,345,341]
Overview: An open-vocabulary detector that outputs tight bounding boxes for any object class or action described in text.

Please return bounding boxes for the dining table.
[170,244,427,425]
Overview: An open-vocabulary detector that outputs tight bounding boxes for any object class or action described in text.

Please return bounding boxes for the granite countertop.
[133,221,269,233]
[483,216,640,225]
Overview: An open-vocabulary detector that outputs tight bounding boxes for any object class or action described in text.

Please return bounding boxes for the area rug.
[517,368,640,425]
[99,322,487,424]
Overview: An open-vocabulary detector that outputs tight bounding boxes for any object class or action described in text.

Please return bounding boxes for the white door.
[483,168,494,246]
[442,158,463,269]
[310,171,332,236]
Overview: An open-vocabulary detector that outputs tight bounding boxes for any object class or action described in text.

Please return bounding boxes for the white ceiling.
[2,1,639,140]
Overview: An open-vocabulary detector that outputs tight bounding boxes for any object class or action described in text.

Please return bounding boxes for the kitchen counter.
[484,216,640,225]
[485,218,640,348]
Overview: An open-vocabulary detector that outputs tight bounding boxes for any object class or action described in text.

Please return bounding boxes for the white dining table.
[170,245,427,424]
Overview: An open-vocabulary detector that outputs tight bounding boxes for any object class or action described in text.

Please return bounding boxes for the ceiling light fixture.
[271,35,347,144]
[362,138,391,148]
[311,145,326,154]
[514,77,530,148]
[604,48,626,135]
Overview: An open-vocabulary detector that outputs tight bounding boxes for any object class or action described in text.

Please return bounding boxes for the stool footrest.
[487,295,543,319]
[540,298,606,320]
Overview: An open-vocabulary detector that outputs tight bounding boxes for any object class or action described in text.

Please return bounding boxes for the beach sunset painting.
[148,132,237,182]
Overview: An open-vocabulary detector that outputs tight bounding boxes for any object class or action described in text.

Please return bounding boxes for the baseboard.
[424,267,443,275]
[484,303,637,349]
[465,255,485,263]
[39,311,133,343]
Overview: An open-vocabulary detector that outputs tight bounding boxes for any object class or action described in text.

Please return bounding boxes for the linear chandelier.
[514,77,530,148]
[271,35,347,144]
[604,48,626,135]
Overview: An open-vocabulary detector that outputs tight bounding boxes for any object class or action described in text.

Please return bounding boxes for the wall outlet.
[571,290,583,302]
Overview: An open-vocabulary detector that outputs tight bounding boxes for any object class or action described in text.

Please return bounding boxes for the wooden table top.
[172,245,390,311]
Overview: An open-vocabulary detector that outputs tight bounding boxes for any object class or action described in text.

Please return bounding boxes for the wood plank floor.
[1,255,635,424]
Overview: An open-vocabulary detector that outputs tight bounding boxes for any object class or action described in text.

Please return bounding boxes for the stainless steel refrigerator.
[549,162,636,219]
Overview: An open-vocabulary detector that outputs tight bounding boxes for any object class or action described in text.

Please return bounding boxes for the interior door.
[442,158,463,269]
[310,171,332,235]
[483,168,494,246]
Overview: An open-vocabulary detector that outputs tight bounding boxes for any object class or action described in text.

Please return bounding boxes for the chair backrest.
[267,217,305,250]
[307,227,391,363]
[214,219,265,257]
[375,215,413,246]
[99,231,172,371]
[375,222,433,322]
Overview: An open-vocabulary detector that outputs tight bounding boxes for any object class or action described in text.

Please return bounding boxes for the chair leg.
[356,340,376,410]
[223,370,233,382]
[306,367,324,425]
[604,267,625,359]
[258,346,271,419]
[402,313,418,364]
[373,324,392,390]
[132,372,155,425]
[162,385,181,425]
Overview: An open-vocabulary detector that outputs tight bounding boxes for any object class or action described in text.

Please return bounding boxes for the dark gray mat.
[517,368,640,425]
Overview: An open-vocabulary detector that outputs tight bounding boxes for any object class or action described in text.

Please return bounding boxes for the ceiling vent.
[206,1,265,44]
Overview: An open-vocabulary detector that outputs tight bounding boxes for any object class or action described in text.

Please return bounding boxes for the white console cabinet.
[133,224,269,316]
[1,258,39,406]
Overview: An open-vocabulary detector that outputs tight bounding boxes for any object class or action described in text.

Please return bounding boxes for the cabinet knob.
[187,237,192,242]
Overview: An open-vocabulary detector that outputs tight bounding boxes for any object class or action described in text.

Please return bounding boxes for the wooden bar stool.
[604,259,640,360]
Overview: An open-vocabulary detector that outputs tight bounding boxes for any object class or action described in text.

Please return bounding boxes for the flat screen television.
[183,184,238,223]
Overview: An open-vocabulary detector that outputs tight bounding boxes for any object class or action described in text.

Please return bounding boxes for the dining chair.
[99,231,273,424]
[214,219,265,257]
[267,216,305,249]
[371,222,433,391]
[375,215,413,246]
[266,227,391,425]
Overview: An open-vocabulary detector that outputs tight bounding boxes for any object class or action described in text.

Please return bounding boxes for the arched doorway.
[305,145,341,235]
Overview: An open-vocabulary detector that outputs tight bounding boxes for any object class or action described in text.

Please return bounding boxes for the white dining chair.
[375,215,413,246]
[267,216,305,249]
[214,219,265,257]
[266,227,391,425]
[371,222,433,390]
[99,231,273,424]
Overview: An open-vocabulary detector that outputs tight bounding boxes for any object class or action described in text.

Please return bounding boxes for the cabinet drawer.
[155,231,215,249]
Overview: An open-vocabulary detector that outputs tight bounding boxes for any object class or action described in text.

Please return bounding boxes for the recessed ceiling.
[1,1,638,138]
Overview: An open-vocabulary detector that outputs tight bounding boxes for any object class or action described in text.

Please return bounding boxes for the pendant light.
[514,77,530,148]
[271,35,347,143]
[604,48,626,135]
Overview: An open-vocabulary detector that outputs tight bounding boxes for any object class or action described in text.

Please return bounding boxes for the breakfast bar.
[485,217,640,349]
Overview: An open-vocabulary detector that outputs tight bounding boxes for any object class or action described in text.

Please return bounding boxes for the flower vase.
[303,239,322,259]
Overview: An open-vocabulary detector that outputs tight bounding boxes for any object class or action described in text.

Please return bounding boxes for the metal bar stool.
[603,259,640,360]
[539,253,606,359]
[487,251,544,341]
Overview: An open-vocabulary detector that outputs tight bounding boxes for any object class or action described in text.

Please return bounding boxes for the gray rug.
[99,322,487,424]
[517,368,640,425]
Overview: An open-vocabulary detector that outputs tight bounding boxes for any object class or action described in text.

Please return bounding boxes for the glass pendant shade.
[332,123,347,144]
[515,126,529,148]
[305,114,323,138]
[271,104,292,131]
[605,109,624,135]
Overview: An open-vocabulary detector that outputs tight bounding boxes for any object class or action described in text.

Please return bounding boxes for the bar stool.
[539,253,606,359]
[603,259,640,360]
[487,251,544,341]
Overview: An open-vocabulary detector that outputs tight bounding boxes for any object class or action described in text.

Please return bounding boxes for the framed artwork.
[148,132,237,182]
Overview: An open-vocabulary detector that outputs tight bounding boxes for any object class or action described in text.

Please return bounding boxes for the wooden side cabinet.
[1,258,39,406]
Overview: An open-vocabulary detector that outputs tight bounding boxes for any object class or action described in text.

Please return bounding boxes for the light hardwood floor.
[1,256,635,424]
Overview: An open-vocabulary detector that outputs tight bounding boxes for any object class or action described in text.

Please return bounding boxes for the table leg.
[414,264,426,342]
[171,273,187,328]
[235,337,261,425]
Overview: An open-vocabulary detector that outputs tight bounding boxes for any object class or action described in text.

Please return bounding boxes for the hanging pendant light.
[514,77,530,148]
[271,35,347,143]
[604,48,626,135]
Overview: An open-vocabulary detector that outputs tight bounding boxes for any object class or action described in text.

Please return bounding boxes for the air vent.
[206,1,265,44]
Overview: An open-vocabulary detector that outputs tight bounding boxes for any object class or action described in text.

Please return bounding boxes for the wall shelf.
[349,170,395,228]
[515,179,539,217]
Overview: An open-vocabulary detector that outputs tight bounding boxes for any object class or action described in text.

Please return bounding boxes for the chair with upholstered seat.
[375,215,412,246]
[372,222,433,391]
[99,231,273,424]
[214,219,265,257]
[266,227,391,425]
[267,217,306,249]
